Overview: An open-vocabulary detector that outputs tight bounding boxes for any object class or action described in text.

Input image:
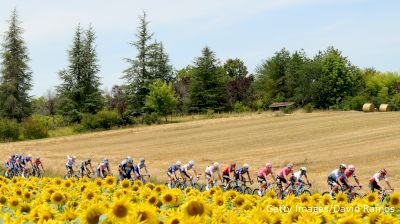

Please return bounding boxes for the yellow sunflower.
[80,203,106,224]
[108,198,133,222]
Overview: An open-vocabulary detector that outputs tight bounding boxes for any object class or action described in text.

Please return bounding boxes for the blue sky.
[0,0,399,97]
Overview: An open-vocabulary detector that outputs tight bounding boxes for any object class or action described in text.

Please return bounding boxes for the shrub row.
[0,118,49,142]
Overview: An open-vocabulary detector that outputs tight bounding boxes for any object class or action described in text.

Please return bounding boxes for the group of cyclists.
[4,154,44,178]
[3,154,396,198]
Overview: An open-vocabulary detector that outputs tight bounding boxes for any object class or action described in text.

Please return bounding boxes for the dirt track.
[1,111,400,192]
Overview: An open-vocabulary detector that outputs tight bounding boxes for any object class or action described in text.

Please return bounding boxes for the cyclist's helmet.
[243,163,250,169]
[231,163,236,168]
[339,164,347,169]
[380,168,387,175]
[72,155,77,159]
[103,159,109,164]
[36,156,40,160]
[139,157,145,163]
[266,163,272,169]
[27,154,32,158]
[348,164,355,171]
[176,161,182,166]
[287,163,294,169]
[213,162,219,167]
[300,167,307,172]
[127,159,133,164]
[189,160,195,166]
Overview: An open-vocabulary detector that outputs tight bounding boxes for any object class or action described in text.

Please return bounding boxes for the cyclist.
[180,160,199,184]
[205,162,223,190]
[369,168,394,192]
[167,161,182,188]
[97,159,111,179]
[292,167,312,188]
[80,158,94,178]
[33,156,45,176]
[235,164,252,186]
[276,163,294,199]
[118,158,136,180]
[134,157,151,182]
[4,155,16,178]
[13,158,24,176]
[222,163,236,191]
[327,164,347,196]
[65,155,77,176]
[119,156,133,167]
[341,164,361,188]
[257,163,275,196]
[21,154,33,177]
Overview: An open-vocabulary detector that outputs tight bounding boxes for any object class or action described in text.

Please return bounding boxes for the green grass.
[48,126,76,138]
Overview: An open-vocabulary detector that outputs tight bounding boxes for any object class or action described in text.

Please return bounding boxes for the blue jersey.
[168,164,179,173]
[22,157,32,165]
[133,165,140,176]
[236,167,247,175]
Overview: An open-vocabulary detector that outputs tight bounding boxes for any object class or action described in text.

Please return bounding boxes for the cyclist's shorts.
[369,181,381,192]
[327,176,338,187]
[181,170,191,179]
[205,172,212,180]
[257,176,266,183]
[167,171,173,177]
[66,165,73,171]
[276,176,287,187]
[223,175,230,182]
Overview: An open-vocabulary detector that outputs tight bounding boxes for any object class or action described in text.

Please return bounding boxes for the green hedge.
[0,119,20,142]
[80,110,123,131]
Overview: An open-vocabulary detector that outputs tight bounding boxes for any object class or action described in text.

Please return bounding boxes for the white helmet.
[243,163,250,169]
[72,155,76,159]
[189,160,195,166]
[300,167,307,172]
[176,161,182,166]
[213,162,219,167]
[27,154,32,158]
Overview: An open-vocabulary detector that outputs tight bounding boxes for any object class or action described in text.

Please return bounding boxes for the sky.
[0,0,399,97]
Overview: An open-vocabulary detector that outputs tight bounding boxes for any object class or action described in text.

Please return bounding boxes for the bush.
[31,114,67,130]
[22,118,49,140]
[0,119,20,142]
[342,95,369,111]
[303,103,314,113]
[233,102,251,113]
[390,93,400,111]
[142,113,160,125]
[80,110,123,131]
[280,106,294,114]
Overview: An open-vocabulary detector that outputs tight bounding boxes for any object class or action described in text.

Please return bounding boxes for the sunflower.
[366,211,382,224]
[336,192,348,203]
[8,197,20,210]
[321,194,332,206]
[132,204,158,224]
[108,198,133,222]
[50,191,66,205]
[337,214,362,224]
[376,213,400,224]
[213,196,225,207]
[161,192,176,206]
[83,189,97,201]
[388,192,400,209]
[232,195,245,208]
[104,176,116,187]
[364,192,378,205]
[80,203,106,224]
[182,199,210,218]
[58,206,78,222]
[95,178,103,187]
[63,179,73,188]
[19,203,31,214]
[0,196,7,205]
[22,191,32,201]
[38,205,57,223]
[120,179,131,189]
[147,194,159,206]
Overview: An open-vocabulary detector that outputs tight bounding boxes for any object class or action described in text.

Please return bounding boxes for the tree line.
[1,9,400,136]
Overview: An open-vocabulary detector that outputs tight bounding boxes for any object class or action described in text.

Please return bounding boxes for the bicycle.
[177,176,202,191]
[32,166,44,178]
[165,177,184,189]
[232,178,253,194]
[322,184,362,202]
[64,170,79,179]
[378,189,394,203]
[252,182,277,196]
[138,174,151,184]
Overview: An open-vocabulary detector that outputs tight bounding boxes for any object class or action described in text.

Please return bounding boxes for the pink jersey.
[278,167,292,178]
[258,167,272,177]
[344,169,355,178]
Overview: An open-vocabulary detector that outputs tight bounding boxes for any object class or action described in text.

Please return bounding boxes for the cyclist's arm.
[247,171,252,183]
[263,173,268,181]
[144,166,150,175]
[89,164,94,172]
[218,172,223,182]
[385,180,393,190]
[353,176,361,186]
[40,163,44,171]
[304,175,311,185]
[100,167,104,177]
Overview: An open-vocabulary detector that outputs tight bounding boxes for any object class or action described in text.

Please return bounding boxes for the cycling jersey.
[5,157,15,169]
[344,169,356,178]
[369,173,387,183]
[137,162,146,170]
[168,164,179,173]
[34,160,42,166]
[277,167,292,178]
[328,169,345,180]
[119,163,133,179]
[21,157,32,165]
[258,167,272,177]
[180,164,195,172]
[222,166,234,176]
[205,166,220,178]
[80,160,91,169]
[293,171,307,180]
[236,167,247,175]
[66,158,75,167]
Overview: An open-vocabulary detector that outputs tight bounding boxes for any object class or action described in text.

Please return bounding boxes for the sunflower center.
[0,196,6,204]
[164,194,173,202]
[186,201,204,216]
[52,193,63,202]
[391,197,399,205]
[20,205,31,213]
[138,211,149,221]
[148,196,156,204]
[113,204,128,218]
[86,208,102,224]
[11,200,19,207]
[171,218,180,224]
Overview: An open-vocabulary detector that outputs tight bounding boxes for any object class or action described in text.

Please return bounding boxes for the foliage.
[189,47,228,112]
[31,114,67,130]
[80,110,123,131]
[232,102,251,113]
[0,119,20,142]
[146,81,178,122]
[22,117,49,139]
[57,25,103,121]
[0,9,32,121]
[142,112,160,125]
[123,12,174,115]
[303,103,314,113]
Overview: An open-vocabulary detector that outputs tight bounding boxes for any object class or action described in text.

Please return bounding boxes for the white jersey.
[372,173,388,182]
[66,156,75,167]
[137,162,147,170]
[205,166,220,175]
[181,163,195,172]
[330,169,344,179]
[294,171,305,180]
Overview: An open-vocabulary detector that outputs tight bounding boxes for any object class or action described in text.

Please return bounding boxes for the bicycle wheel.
[63,174,70,180]
[234,186,244,194]
[243,187,252,194]
[301,190,312,196]
[252,188,260,195]
[322,191,331,196]
[192,183,202,191]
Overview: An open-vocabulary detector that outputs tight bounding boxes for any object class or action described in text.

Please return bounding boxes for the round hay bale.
[379,104,391,112]
[362,103,375,112]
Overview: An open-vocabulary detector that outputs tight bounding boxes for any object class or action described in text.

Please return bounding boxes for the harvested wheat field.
[1,111,400,192]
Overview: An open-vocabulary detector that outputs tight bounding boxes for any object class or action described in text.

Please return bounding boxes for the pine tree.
[0,9,32,121]
[123,12,174,115]
[189,47,228,112]
[57,25,103,122]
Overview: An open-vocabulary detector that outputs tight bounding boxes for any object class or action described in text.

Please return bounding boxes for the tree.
[189,47,228,112]
[105,85,127,116]
[223,58,248,79]
[57,25,103,121]
[0,9,32,121]
[146,81,178,122]
[123,12,174,115]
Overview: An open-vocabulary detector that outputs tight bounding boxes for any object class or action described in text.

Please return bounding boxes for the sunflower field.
[0,176,400,224]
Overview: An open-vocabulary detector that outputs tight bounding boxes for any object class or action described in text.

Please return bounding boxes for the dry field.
[1,111,400,192]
